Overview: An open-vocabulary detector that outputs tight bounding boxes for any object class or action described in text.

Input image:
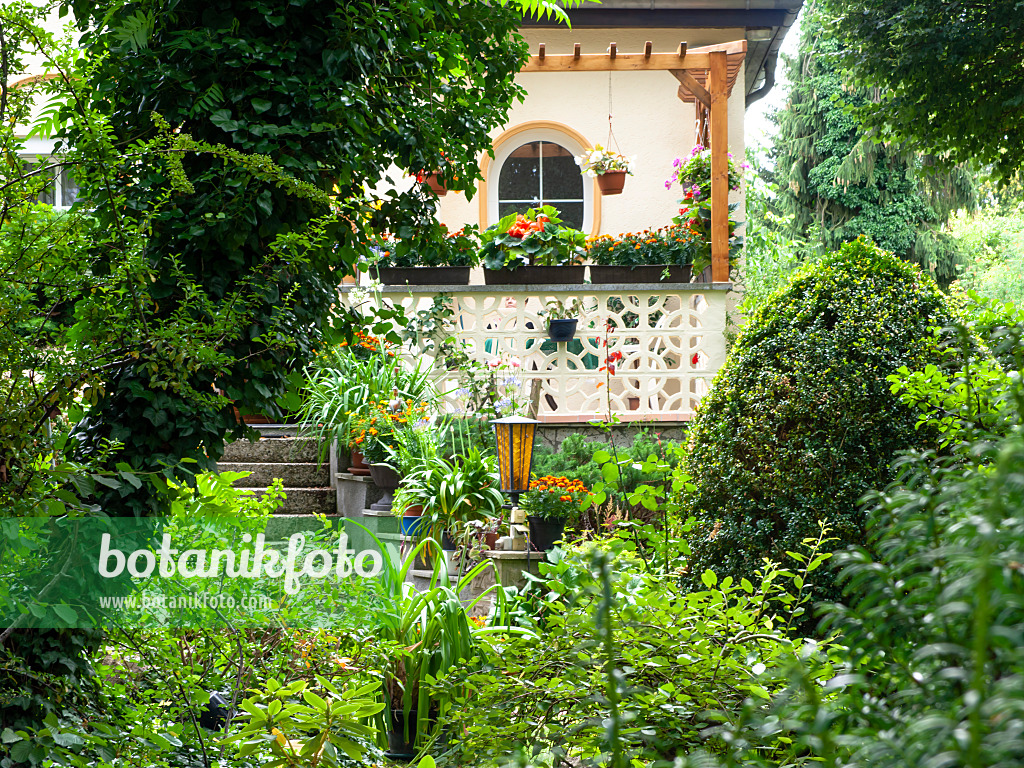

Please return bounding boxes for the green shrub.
[950,208,1024,305]
[682,237,968,603]
[532,432,680,493]
[678,317,1024,768]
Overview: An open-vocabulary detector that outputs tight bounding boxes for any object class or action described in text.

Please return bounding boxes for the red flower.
[691,352,700,366]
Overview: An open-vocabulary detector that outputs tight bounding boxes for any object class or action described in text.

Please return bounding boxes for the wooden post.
[709,50,729,283]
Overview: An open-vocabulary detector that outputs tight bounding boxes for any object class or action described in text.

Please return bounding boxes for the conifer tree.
[773,1,976,285]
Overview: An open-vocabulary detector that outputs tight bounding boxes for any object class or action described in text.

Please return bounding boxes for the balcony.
[356,279,731,423]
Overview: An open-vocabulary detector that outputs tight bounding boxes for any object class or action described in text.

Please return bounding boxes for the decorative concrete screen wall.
[357,283,729,423]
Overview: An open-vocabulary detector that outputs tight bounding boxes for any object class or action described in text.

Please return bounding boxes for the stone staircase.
[218,426,335,537]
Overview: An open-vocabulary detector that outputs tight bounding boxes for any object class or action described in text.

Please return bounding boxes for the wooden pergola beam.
[670,69,710,108]
[523,51,719,73]
[709,50,729,283]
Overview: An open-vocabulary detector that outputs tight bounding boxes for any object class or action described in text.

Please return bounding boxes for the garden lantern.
[491,415,539,507]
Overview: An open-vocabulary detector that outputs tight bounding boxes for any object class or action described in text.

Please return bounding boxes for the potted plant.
[575,144,635,195]
[371,221,480,285]
[297,312,436,473]
[665,145,747,279]
[393,446,505,561]
[520,474,589,551]
[480,205,586,284]
[542,297,583,342]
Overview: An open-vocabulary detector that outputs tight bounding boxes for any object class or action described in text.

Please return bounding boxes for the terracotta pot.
[403,504,424,517]
[484,532,499,550]
[423,173,447,196]
[596,170,627,195]
[348,449,371,476]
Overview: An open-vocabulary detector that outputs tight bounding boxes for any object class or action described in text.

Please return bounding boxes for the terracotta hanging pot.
[596,170,627,195]
[423,173,447,196]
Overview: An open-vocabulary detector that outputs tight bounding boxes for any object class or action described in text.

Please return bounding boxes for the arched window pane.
[555,203,584,229]
[542,144,581,201]
[498,142,540,201]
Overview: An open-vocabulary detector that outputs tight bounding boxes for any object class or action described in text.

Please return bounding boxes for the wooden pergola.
[521,39,747,283]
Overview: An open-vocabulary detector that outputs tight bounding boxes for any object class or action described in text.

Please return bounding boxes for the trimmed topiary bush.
[682,237,968,603]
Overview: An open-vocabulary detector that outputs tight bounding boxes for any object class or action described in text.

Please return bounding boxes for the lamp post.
[491,415,540,507]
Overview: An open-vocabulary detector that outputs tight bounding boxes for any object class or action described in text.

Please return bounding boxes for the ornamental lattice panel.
[352,284,729,423]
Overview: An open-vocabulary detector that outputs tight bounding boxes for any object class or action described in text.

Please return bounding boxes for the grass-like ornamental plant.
[298,333,435,463]
[681,237,973,604]
[353,523,531,756]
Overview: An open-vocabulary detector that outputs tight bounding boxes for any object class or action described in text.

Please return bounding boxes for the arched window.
[497,141,584,228]
[486,125,596,233]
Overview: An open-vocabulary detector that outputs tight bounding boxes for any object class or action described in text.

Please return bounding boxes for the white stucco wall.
[438,27,746,239]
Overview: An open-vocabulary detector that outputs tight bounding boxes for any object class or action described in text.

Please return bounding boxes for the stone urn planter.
[369,463,401,511]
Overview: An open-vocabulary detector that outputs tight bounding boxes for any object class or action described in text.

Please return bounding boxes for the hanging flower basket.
[596,170,627,196]
[577,145,634,196]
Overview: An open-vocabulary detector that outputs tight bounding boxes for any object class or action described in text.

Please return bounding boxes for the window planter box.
[483,265,585,285]
[375,266,470,285]
[589,264,694,283]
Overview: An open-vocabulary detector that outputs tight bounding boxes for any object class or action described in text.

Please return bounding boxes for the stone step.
[222,436,321,464]
[219,462,330,488]
[236,487,336,516]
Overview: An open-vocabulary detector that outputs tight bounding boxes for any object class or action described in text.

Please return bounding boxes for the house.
[377,2,804,426]
[436,1,801,239]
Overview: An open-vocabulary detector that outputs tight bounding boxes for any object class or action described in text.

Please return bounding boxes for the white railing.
[353,282,730,423]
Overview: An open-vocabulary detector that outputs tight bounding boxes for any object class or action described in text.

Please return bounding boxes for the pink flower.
[510,357,522,369]
[488,359,500,369]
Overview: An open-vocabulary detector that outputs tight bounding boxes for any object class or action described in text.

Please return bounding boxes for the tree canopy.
[821,0,1024,178]
[771,0,975,284]
[51,0,531,516]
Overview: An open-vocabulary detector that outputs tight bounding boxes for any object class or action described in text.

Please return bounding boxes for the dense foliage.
[436,539,831,767]
[682,238,968,603]
[773,1,975,285]
[820,0,1024,178]
[950,207,1024,306]
[678,300,1024,768]
[57,0,529,516]
[0,0,541,746]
